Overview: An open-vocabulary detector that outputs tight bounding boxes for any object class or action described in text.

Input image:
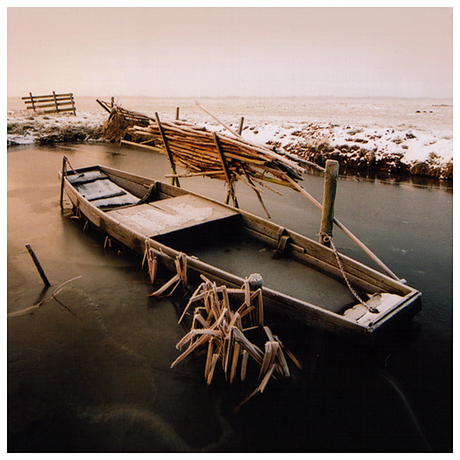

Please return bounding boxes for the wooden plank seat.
[106,194,238,238]
[68,171,139,209]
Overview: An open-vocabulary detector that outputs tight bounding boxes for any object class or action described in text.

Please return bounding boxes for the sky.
[6,6,454,100]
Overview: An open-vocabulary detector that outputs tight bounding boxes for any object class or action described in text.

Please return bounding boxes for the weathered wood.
[238,117,245,135]
[23,92,76,115]
[195,100,242,140]
[213,132,239,208]
[29,92,36,111]
[53,91,59,113]
[155,112,180,187]
[285,175,402,281]
[96,99,112,113]
[22,92,74,100]
[25,244,51,287]
[60,163,421,336]
[59,156,67,210]
[319,160,339,246]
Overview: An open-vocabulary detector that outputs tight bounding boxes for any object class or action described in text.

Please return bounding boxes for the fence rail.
[22,92,76,115]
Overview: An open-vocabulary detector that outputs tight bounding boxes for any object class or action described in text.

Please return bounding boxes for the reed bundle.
[145,248,301,406]
[173,274,301,408]
[101,102,306,192]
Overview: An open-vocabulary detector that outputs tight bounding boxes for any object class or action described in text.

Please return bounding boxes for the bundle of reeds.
[169,271,301,407]
[128,120,304,184]
[100,101,306,190]
[143,242,301,406]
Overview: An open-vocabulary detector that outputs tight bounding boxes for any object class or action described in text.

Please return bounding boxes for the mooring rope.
[320,233,378,313]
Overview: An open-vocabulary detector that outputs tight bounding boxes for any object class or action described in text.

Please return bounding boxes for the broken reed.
[172,274,301,408]
[145,247,301,407]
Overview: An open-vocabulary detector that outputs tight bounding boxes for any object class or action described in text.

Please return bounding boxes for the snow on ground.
[236,120,453,166]
[7,110,106,146]
[7,108,453,178]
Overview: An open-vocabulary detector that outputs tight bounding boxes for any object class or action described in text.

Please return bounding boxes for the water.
[7,141,452,452]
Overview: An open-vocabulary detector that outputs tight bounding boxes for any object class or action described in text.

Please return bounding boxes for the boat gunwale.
[98,164,417,293]
[60,163,421,335]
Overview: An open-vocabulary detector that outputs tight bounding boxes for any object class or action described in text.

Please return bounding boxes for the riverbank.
[7,106,453,180]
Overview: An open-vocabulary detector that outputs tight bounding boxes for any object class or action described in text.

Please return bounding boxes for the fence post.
[52,91,59,113]
[319,160,339,247]
[70,93,76,115]
[29,92,36,112]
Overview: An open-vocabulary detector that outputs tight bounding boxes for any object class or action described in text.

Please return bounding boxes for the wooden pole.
[53,91,59,113]
[29,92,36,112]
[60,156,67,210]
[319,160,339,246]
[176,107,180,120]
[213,132,239,208]
[70,93,76,115]
[195,101,243,140]
[25,244,51,287]
[96,99,111,113]
[238,117,245,135]
[284,175,401,281]
[155,112,180,187]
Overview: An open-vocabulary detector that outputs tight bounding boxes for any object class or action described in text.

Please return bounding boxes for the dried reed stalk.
[103,103,306,200]
[164,272,300,408]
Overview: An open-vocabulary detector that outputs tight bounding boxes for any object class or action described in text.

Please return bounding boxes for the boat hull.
[60,163,421,337]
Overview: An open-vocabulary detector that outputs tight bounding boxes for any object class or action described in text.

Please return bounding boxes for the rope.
[321,233,378,313]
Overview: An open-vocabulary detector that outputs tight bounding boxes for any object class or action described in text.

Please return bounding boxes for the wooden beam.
[284,175,401,281]
[25,244,51,287]
[319,160,339,246]
[213,132,238,208]
[29,92,36,112]
[53,91,59,113]
[155,112,180,187]
[238,117,245,135]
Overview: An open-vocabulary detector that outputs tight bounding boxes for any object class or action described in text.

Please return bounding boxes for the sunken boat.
[59,159,421,337]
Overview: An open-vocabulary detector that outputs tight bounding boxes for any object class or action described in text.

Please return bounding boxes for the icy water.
[7,143,452,452]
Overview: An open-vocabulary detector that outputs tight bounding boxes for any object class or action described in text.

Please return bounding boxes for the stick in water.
[25,244,51,287]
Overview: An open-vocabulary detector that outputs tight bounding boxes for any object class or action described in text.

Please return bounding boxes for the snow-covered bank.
[7,108,453,180]
[7,110,106,146]
[237,121,453,179]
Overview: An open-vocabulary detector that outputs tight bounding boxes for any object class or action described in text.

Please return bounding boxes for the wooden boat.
[59,160,421,336]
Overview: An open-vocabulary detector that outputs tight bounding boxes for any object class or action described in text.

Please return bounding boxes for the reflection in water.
[7,144,452,452]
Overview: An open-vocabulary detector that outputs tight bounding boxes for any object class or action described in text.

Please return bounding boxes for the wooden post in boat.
[319,160,339,247]
[155,112,180,187]
[25,244,51,287]
[238,117,245,135]
[284,175,402,281]
[213,132,239,208]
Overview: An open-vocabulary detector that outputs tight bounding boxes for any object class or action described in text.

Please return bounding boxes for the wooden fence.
[22,92,76,115]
